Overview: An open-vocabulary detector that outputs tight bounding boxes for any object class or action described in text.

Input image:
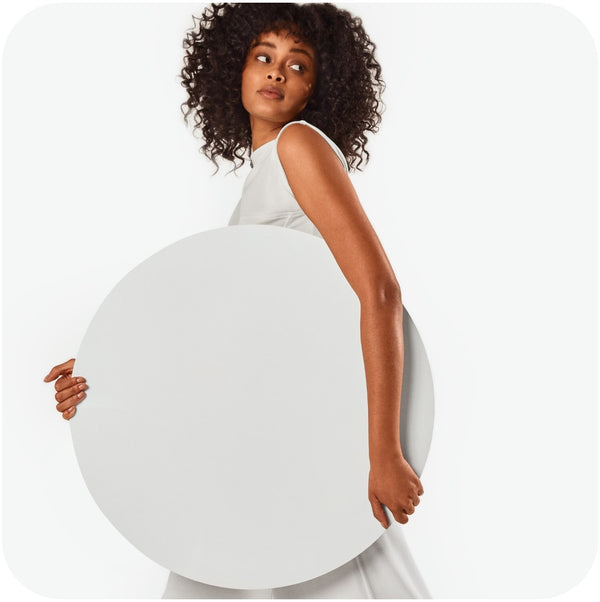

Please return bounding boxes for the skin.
[43,358,86,420]
[241,30,316,150]
[44,28,423,529]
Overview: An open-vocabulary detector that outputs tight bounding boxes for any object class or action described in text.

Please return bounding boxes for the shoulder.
[277,121,348,172]
[277,122,328,157]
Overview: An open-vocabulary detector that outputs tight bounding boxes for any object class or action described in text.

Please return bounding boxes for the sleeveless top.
[163,120,432,599]
[227,120,349,238]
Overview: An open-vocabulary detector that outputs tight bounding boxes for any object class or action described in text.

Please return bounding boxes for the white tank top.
[227,120,349,238]
[162,120,433,599]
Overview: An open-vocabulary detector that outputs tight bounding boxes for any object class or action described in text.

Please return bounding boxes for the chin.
[250,109,297,125]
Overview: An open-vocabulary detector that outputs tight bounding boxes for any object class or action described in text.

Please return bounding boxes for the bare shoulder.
[275,123,398,302]
[277,123,342,169]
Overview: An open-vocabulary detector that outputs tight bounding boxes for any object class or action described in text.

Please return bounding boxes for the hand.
[368,448,424,528]
[43,358,88,420]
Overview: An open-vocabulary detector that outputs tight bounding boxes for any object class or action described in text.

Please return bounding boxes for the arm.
[278,124,423,527]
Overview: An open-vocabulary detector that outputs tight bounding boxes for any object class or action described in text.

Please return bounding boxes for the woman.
[44,3,429,598]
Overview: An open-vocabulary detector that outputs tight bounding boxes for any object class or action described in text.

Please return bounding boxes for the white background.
[2,0,598,600]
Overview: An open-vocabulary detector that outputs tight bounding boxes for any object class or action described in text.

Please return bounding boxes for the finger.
[391,508,409,524]
[412,496,421,507]
[56,391,86,413]
[369,495,389,529]
[417,481,424,496]
[43,358,76,382]
[397,498,415,515]
[62,407,76,420]
[55,375,86,393]
[55,382,88,403]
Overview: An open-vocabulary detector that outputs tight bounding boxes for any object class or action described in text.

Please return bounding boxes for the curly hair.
[180,2,385,171]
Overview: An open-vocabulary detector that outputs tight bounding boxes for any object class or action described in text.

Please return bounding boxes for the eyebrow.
[251,40,315,62]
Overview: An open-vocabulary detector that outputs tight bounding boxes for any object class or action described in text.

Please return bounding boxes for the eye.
[256,54,270,63]
[289,63,306,73]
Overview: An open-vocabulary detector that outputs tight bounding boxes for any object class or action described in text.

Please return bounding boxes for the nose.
[267,66,285,83]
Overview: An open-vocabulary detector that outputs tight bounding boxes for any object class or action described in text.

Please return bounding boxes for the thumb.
[43,359,75,382]
[369,495,389,529]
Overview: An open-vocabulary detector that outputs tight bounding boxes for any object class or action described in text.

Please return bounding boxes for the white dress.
[162,120,431,599]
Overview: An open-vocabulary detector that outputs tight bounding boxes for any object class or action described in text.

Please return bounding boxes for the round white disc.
[71,225,434,589]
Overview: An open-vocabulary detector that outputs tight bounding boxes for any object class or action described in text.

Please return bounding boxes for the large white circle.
[72,226,434,589]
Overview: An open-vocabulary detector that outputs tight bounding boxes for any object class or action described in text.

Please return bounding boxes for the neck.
[249,116,292,151]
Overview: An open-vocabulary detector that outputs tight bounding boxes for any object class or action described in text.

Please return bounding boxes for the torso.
[227,120,348,238]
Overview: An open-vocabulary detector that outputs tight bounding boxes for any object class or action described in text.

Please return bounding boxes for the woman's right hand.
[43,358,88,420]
[368,447,424,528]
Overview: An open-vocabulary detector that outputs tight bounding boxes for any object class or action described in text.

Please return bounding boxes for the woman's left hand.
[368,448,424,528]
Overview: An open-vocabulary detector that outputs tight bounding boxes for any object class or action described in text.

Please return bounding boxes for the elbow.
[360,280,402,308]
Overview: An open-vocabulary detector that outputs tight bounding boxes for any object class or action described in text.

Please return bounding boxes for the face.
[241,30,317,130]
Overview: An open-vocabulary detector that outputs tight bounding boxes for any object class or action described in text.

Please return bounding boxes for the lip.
[258,86,284,100]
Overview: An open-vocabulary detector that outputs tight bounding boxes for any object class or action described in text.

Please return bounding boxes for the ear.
[305,85,318,108]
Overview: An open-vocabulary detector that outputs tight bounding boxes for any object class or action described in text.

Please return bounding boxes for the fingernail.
[78,384,86,390]
[78,392,85,398]
[77,378,85,383]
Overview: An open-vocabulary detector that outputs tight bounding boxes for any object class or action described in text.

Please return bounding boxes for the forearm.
[359,293,405,463]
